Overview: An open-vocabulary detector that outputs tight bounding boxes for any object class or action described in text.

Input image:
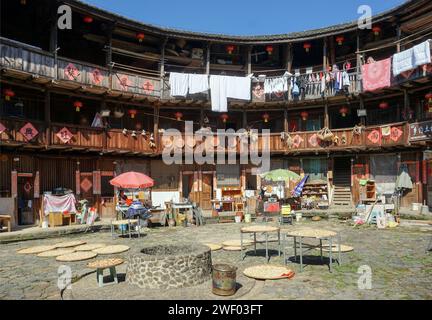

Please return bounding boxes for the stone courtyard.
[0,220,431,300]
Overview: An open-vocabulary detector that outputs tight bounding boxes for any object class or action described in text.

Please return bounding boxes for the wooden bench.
[0,215,12,232]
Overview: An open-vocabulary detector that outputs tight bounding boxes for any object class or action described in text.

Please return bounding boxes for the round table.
[111,219,140,239]
[282,228,341,273]
[240,225,281,262]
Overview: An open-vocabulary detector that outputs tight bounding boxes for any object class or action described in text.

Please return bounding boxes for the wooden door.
[200,174,213,210]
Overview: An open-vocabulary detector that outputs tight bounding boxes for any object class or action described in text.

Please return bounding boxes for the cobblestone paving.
[1,220,431,300]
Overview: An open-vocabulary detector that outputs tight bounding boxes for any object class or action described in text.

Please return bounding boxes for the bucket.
[212,264,237,296]
[296,212,302,222]
[234,216,242,224]
[244,214,252,223]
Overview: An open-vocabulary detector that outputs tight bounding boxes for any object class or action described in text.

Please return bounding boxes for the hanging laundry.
[362,58,391,92]
[188,74,209,95]
[264,75,289,95]
[393,40,431,76]
[169,72,189,97]
[413,40,431,67]
[209,75,252,112]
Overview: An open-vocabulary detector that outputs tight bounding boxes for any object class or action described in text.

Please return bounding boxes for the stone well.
[126,244,212,289]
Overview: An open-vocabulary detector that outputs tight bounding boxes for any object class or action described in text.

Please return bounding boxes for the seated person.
[118,190,129,205]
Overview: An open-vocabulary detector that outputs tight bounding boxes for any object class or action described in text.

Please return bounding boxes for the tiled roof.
[66,0,420,43]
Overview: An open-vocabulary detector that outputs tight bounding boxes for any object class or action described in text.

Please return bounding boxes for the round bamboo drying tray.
[55,240,87,249]
[223,246,243,251]
[283,228,337,239]
[318,244,354,253]
[203,243,223,251]
[93,245,130,255]
[75,244,107,252]
[241,226,280,233]
[87,258,124,269]
[222,239,254,247]
[56,251,98,262]
[243,265,295,280]
[37,249,76,258]
[17,245,57,255]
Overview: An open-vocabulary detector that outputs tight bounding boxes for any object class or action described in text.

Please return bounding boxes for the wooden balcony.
[158,122,411,156]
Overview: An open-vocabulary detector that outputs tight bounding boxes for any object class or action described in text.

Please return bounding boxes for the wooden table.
[87,259,124,287]
[282,228,341,273]
[0,215,11,232]
[240,225,281,262]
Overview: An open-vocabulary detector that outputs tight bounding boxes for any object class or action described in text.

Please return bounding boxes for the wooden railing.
[0,118,411,154]
[1,39,362,103]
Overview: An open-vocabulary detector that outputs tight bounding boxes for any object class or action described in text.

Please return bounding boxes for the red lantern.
[83,16,93,24]
[226,45,235,55]
[73,101,83,112]
[425,93,432,112]
[265,45,274,55]
[221,114,229,123]
[336,36,345,46]
[4,89,15,101]
[136,33,145,43]
[339,106,349,117]
[303,43,311,53]
[300,111,309,121]
[175,112,183,121]
[379,102,389,110]
[128,109,138,119]
[372,26,381,36]
[262,113,270,123]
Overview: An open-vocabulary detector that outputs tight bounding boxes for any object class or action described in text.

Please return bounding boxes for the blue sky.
[82,0,405,36]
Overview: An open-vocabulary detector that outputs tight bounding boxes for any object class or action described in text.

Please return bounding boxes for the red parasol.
[109,172,154,189]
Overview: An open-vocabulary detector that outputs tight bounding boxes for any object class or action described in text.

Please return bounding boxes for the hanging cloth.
[393,40,431,76]
[188,74,209,95]
[209,75,251,112]
[362,58,391,92]
[169,72,189,97]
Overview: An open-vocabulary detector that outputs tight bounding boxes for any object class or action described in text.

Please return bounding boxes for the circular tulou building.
[1,0,432,227]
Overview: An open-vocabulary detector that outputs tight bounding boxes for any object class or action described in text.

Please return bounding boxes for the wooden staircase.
[331,158,354,208]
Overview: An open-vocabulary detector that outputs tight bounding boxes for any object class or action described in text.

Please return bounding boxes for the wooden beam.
[160,38,168,98]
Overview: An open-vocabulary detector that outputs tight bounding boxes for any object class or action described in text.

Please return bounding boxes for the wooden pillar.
[106,25,113,90]
[242,110,247,129]
[284,108,288,132]
[359,95,366,126]
[206,43,211,75]
[285,43,293,72]
[356,33,362,92]
[45,91,51,146]
[324,103,329,128]
[49,6,58,79]
[200,106,205,128]
[403,89,410,117]
[246,46,252,75]
[396,25,402,53]
[323,38,328,71]
[153,103,160,146]
[160,38,167,98]
[329,36,336,67]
